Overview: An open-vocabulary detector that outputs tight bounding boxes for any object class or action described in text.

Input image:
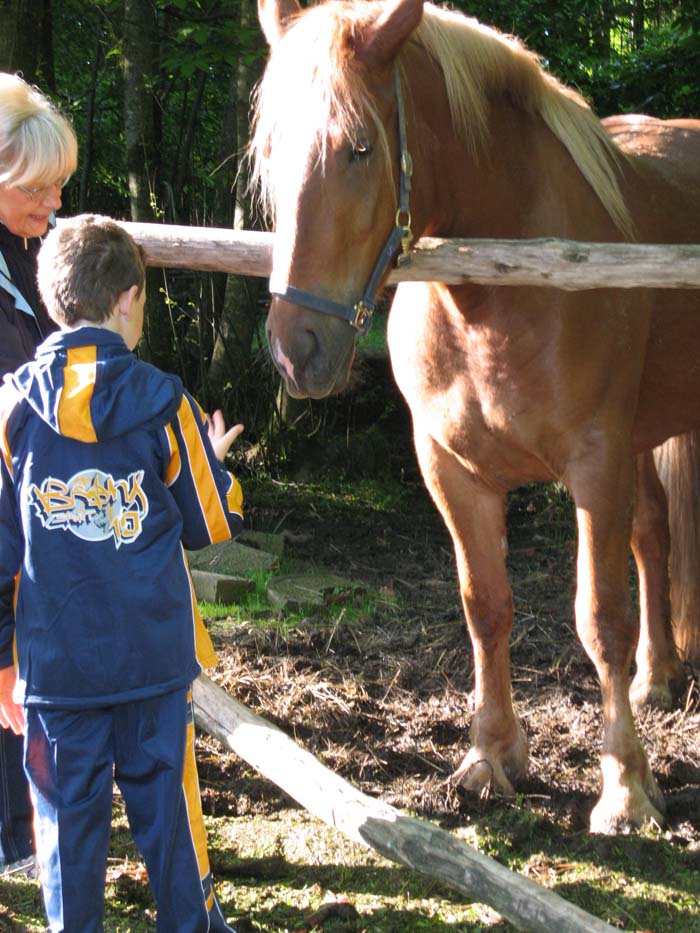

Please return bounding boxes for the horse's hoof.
[630,667,686,712]
[589,779,666,835]
[452,753,516,797]
[590,798,666,835]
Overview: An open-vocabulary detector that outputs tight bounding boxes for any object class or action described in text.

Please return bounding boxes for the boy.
[0,214,243,932]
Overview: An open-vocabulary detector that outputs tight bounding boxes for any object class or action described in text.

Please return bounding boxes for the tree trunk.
[633,0,645,49]
[123,0,157,222]
[590,0,614,60]
[0,0,53,88]
[207,0,264,405]
[173,70,207,223]
[123,0,171,368]
[78,35,103,213]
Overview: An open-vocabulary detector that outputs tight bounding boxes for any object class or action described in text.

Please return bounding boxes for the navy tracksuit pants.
[0,724,34,865]
[24,687,232,932]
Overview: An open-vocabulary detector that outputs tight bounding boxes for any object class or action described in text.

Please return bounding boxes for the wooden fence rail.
[112,220,700,290]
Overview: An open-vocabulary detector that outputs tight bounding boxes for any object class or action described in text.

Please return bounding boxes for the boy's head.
[37,214,146,328]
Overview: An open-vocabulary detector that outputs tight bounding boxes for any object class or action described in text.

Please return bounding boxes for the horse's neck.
[406,63,618,241]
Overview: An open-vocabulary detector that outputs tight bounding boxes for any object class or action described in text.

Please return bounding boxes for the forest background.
[1,0,699,478]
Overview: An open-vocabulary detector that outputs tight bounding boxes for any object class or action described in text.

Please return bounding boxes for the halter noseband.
[268,66,413,337]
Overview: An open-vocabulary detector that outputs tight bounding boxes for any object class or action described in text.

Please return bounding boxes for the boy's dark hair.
[37,214,146,326]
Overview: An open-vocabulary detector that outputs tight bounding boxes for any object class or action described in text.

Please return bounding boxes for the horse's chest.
[388,295,547,477]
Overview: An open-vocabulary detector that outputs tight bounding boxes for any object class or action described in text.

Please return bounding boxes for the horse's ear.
[258,0,301,46]
[354,0,424,66]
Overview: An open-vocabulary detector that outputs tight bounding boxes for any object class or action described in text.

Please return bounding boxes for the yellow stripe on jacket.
[176,397,234,543]
[183,546,218,669]
[163,423,181,485]
[58,346,98,442]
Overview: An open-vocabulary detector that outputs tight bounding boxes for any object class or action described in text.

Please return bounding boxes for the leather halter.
[268,66,413,336]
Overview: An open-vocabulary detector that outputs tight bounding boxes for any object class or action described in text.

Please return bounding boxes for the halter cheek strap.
[269,66,413,337]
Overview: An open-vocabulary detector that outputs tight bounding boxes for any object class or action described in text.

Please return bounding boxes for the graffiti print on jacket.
[29,468,149,548]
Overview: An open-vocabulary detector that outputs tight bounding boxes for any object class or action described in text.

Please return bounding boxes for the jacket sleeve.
[162,390,244,550]
[0,394,23,669]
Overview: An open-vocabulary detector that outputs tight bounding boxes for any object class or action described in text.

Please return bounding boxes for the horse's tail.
[654,429,700,663]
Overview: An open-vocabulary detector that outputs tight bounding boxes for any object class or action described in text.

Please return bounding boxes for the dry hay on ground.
[197,480,700,845]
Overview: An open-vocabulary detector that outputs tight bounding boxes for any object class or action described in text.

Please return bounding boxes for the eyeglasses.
[15,178,69,202]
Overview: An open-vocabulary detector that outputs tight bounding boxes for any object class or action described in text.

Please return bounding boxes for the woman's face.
[0,181,63,239]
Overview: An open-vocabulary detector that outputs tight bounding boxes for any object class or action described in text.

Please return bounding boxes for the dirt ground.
[196,428,700,863]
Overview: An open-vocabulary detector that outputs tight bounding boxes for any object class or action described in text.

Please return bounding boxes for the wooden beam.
[399,237,700,290]
[192,673,617,933]
[105,221,700,290]
[117,221,273,277]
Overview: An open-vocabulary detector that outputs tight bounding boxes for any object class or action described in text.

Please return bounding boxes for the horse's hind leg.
[565,448,665,833]
[630,451,686,710]
[414,433,527,796]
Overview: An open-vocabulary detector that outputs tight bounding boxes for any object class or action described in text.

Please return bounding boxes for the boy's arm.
[163,391,244,550]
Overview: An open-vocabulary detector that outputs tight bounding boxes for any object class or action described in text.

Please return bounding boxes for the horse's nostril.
[304,328,319,360]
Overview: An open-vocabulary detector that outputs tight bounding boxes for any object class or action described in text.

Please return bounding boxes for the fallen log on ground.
[192,673,616,933]
[106,220,700,290]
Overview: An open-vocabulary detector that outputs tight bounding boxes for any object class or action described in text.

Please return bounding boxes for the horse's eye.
[350,141,372,163]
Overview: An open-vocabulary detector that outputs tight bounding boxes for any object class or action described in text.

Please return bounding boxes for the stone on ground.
[238,529,285,558]
[187,539,279,576]
[266,573,361,610]
[190,570,255,604]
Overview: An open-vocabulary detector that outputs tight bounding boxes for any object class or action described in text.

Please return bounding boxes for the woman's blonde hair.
[0,73,77,188]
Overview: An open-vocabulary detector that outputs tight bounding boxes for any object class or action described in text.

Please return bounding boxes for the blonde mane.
[249,1,632,236]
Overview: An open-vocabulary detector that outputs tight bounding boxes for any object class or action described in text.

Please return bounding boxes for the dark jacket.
[0,222,57,378]
[0,327,244,708]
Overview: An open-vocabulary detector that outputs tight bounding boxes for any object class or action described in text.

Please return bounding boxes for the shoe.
[1,854,38,878]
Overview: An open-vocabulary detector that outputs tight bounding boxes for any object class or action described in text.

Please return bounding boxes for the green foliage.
[590,23,700,117]
[452,0,697,117]
[52,0,265,218]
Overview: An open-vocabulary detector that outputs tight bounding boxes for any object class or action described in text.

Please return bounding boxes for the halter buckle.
[396,208,413,267]
[352,302,374,334]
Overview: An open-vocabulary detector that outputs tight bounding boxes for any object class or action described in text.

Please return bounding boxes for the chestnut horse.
[251,0,700,833]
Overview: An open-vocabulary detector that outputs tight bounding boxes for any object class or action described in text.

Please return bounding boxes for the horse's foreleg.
[630,451,686,710]
[565,451,665,833]
[414,433,527,796]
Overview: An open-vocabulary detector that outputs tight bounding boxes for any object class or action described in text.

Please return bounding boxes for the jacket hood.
[10,327,183,442]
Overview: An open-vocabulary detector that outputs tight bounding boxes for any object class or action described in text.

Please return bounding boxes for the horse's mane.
[250,1,632,237]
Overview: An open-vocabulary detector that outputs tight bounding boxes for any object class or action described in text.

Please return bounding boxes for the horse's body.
[252,0,700,832]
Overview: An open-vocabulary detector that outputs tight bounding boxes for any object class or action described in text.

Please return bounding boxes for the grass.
[5,797,698,931]
[200,566,280,623]
[199,544,398,630]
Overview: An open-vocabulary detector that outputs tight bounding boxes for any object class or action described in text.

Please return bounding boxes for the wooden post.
[192,674,617,933]
[100,220,700,290]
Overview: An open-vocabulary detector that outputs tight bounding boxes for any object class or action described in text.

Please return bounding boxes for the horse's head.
[252,0,424,398]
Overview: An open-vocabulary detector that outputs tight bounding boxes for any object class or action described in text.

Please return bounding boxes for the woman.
[0,72,77,877]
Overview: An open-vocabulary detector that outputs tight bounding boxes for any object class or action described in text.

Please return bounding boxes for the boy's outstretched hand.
[0,665,24,735]
[206,409,244,463]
